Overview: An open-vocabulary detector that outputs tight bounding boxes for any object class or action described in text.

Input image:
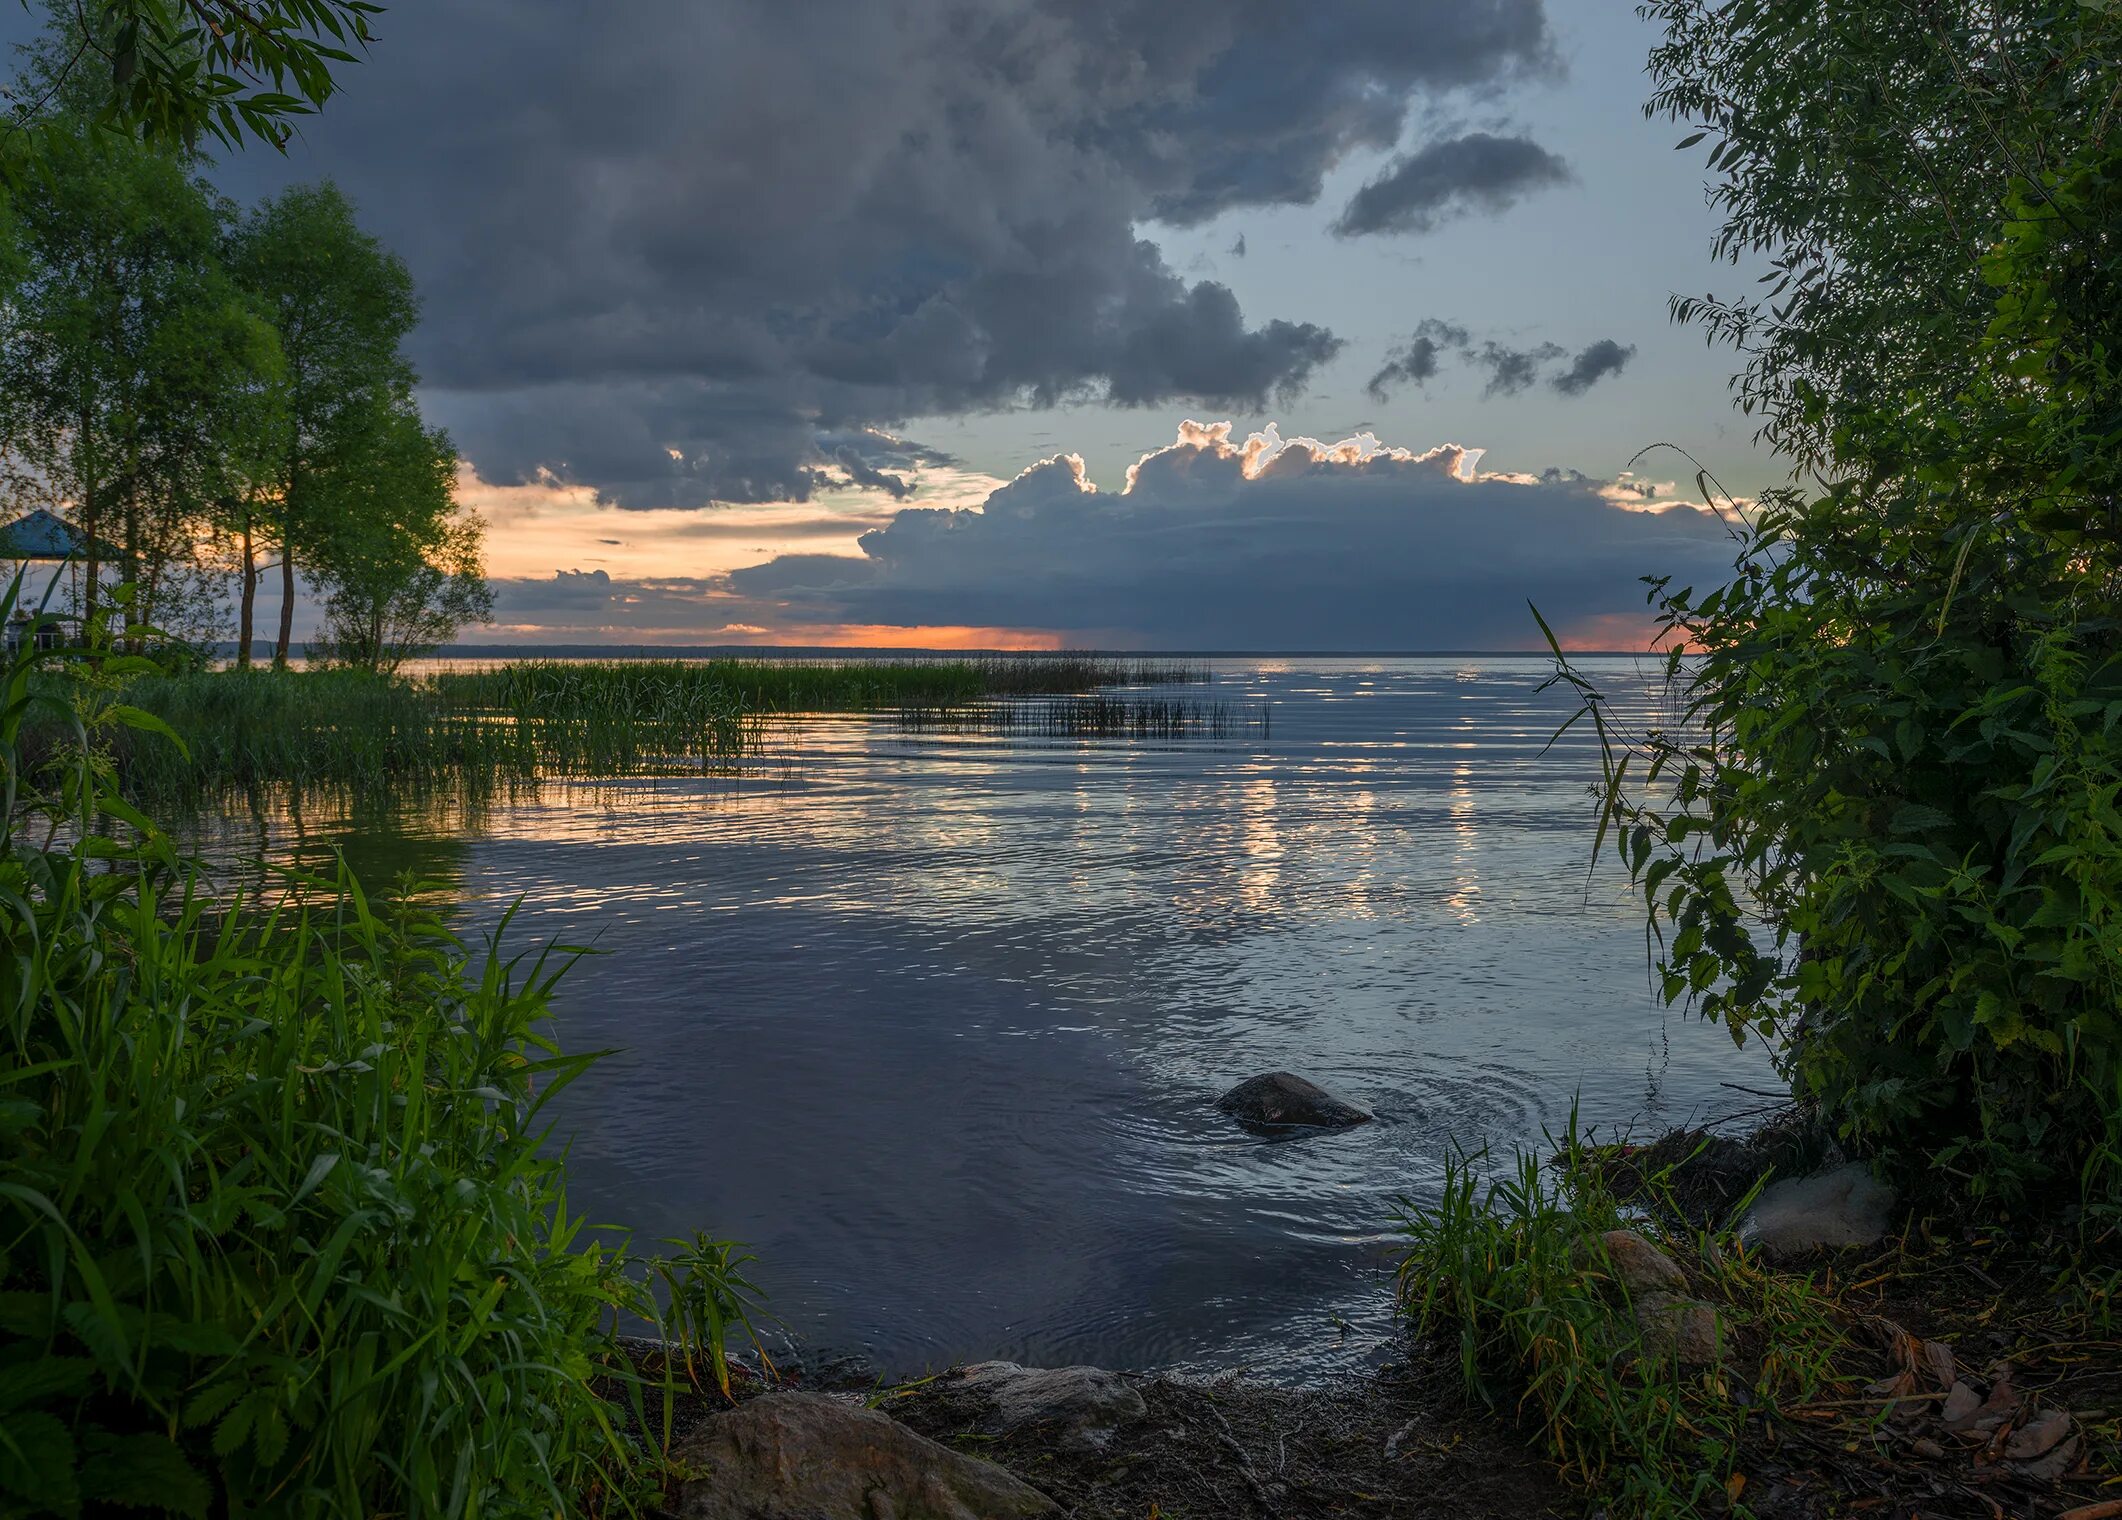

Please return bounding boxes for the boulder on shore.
[948,1362,1147,1451]
[673,1391,1060,1520]
[1738,1161,1898,1257]
[1215,1071,1372,1131]
[1598,1229,1688,1296]
[1634,1290,1724,1365]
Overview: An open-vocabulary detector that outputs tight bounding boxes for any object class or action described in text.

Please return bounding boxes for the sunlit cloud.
[460,459,1007,585]
[471,420,1744,649]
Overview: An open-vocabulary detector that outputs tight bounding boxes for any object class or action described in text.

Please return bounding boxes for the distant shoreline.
[205,641,1659,661]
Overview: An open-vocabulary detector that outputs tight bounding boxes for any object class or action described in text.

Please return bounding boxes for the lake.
[192,654,1784,1382]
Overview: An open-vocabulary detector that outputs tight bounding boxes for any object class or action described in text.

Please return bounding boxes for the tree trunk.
[237,514,256,669]
[276,550,296,667]
[79,402,99,639]
[121,478,142,656]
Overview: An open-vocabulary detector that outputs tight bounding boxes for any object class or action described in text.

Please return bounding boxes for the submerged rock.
[1215,1071,1371,1131]
[673,1391,1060,1520]
[949,1362,1147,1451]
[1739,1161,1898,1257]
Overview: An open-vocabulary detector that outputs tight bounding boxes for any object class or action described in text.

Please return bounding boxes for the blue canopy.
[0,509,122,562]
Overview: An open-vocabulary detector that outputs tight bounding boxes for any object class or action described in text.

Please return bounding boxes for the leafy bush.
[1555,3,2122,1212]
[0,591,764,1517]
[1550,505,2122,1207]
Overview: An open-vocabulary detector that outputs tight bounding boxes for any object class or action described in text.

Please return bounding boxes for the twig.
[1202,1399,1278,1515]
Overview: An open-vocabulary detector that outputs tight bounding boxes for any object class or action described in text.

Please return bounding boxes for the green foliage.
[0,116,280,636]
[5,0,382,154]
[1549,503,2122,1204]
[1638,0,2117,479]
[1396,1131,1848,1519]
[226,178,428,665]
[651,1236,772,1400]
[308,403,494,673]
[1566,2,2122,1211]
[0,579,770,1516]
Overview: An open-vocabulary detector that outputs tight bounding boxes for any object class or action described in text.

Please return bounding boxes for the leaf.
[79,1433,211,1517]
[101,705,191,760]
[0,1355,97,1413]
[0,1411,78,1513]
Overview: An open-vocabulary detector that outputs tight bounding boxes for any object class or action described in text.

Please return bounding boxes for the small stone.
[673,1391,1060,1520]
[950,1362,1147,1451]
[1600,1230,1688,1295]
[1912,1437,1946,1459]
[2003,1407,2072,1462]
[1737,1162,1898,1257]
[1215,1071,1371,1131]
[1635,1290,1723,1365]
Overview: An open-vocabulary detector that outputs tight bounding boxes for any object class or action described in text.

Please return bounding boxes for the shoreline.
[619,1123,2122,1520]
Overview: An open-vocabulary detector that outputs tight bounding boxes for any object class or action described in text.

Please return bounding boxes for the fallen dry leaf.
[2002,1407,2071,1462]
[2009,1433,2082,1484]
[1940,1381,1983,1429]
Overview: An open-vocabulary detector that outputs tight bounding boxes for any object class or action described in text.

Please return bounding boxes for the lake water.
[194,655,1784,1381]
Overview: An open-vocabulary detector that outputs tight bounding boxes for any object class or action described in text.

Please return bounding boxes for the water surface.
[196,655,1783,1380]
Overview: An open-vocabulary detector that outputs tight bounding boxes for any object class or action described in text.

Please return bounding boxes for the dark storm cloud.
[713,421,1739,648]
[196,0,1556,508]
[1366,323,1632,401]
[1332,132,1572,238]
[831,449,912,501]
[1551,338,1638,395]
[1474,340,1567,397]
[1365,319,1470,401]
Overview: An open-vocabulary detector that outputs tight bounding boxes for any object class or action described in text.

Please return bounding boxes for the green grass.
[1395,1123,1855,1519]
[0,590,768,1517]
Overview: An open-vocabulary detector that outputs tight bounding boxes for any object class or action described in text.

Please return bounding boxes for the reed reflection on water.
[184,655,1783,1381]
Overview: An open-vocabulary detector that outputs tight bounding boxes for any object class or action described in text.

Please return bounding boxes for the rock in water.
[950,1362,1147,1451]
[1738,1161,1898,1257]
[1215,1071,1371,1131]
[673,1391,1060,1520]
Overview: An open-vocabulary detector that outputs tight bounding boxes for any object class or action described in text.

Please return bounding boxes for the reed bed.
[44,653,1210,803]
[432,653,1208,715]
[894,694,1267,740]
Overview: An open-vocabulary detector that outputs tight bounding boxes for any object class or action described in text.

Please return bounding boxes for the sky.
[13,0,1776,650]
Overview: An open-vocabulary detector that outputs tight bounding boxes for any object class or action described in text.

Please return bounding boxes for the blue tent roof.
[0,509,121,561]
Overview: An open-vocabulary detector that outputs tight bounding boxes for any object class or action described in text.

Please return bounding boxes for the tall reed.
[42,654,1211,803]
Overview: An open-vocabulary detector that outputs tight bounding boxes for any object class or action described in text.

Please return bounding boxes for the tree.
[4,0,381,156]
[309,400,493,672]
[1554,3,2122,1207]
[0,117,279,641]
[228,180,415,665]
